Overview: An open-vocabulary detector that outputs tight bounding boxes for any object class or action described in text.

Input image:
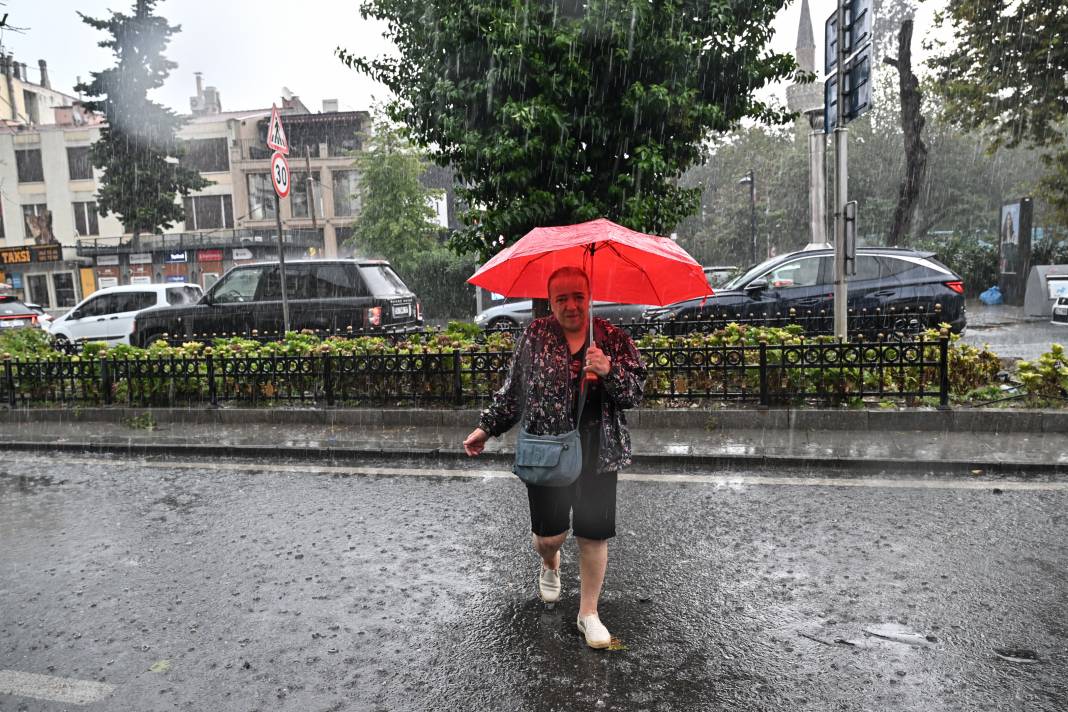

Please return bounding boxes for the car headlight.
[474,313,487,325]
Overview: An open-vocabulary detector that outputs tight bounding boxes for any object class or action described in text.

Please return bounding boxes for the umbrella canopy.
[467,218,711,307]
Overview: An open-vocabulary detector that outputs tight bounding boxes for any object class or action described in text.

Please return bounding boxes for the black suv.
[643,247,967,333]
[131,259,422,347]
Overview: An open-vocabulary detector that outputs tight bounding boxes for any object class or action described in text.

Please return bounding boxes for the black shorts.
[525,426,618,540]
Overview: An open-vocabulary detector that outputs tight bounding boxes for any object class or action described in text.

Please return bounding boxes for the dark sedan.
[643,247,967,334]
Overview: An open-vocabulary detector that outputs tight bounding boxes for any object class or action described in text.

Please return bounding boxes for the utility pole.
[739,169,757,265]
[305,146,317,230]
[832,0,849,339]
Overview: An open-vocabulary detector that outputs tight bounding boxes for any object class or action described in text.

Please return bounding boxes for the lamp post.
[738,169,757,265]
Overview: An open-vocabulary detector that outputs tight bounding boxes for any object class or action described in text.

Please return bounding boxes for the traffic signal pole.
[832,0,849,339]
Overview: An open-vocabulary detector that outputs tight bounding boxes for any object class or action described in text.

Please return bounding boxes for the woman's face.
[548,273,589,335]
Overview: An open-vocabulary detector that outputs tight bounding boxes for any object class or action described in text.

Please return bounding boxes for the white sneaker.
[537,563,561,603]
[577,613,611,649]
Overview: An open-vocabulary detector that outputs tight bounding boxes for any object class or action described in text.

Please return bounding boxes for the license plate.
[0,319,26,328]
[393,305,410,317]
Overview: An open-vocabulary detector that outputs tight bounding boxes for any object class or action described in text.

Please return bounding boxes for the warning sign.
[266,105,289,155]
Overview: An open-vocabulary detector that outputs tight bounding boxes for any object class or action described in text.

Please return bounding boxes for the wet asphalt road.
[1,453,1066,712]
[962,320,1066,362]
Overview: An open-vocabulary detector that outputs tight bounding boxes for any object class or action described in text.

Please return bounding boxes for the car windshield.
[722,257,784,290]
[359,264,410,296]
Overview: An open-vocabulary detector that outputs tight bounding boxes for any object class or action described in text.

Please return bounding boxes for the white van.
[48,283,203,350]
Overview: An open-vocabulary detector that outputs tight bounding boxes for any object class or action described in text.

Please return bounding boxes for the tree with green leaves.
[929,0,1068,222]
[338,0,803,260]
[345,117,443,273]
[76,0,207,244]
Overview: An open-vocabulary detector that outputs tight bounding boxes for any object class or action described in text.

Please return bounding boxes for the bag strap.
[573,342,588,429]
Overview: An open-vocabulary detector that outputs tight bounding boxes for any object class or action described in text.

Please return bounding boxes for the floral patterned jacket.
[478,316,646,473]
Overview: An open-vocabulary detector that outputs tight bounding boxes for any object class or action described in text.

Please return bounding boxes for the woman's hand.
[585,343,611,377]
[463,428,490,456]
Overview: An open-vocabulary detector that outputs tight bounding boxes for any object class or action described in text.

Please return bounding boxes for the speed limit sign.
[271,151,290,198]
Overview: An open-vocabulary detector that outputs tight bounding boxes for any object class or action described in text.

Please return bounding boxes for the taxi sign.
[266,105,289,154]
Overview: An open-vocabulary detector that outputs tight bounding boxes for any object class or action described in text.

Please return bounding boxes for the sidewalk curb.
[2,438,1063,476]
[3,406,1068,434]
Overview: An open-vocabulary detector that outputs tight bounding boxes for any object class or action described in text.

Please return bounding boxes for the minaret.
[785,0,828,247]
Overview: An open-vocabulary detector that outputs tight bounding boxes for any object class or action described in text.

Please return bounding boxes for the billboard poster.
[998,198,1033,305]
[1000,202,1021,274]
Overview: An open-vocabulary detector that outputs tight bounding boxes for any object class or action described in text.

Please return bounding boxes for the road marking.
[12,454,1068,492]
[0,670,115,705]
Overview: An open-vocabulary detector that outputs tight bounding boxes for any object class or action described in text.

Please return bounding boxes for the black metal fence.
[3,336,949,409]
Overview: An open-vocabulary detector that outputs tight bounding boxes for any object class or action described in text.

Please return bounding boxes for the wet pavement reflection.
[1,453,1066,711]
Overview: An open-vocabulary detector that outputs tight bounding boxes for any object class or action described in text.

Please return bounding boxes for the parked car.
[643,246,967,334]
[0,296,44,331]
[48,283,203,350]
[130,259,422,347]
[474,298,654,330]
[1053,296,1068,326]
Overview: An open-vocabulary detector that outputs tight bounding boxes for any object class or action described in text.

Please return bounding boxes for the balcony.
[235,139,360,161]
[74,228,324,256]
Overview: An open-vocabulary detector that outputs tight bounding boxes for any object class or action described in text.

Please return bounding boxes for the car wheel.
[51,334,73,354]
[487,317,518,330]
[143,333,169,348]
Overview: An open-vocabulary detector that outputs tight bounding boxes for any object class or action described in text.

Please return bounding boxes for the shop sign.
[165,251,188,263]
[198,249,224,262]
[0,244,64,266]
[165,275,187,283]
[96,254,120,266]
[130,276,152,285]
[11,274,22,289]
[232,248,253,260]
[129,252,153,265]
[98,277,118,289]
[95,266,119,277]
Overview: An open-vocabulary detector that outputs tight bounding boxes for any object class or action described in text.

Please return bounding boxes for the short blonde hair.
[546,266,589,297]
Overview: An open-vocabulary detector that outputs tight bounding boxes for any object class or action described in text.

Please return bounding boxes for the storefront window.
[26,274,50,308]
[53,273,77,308]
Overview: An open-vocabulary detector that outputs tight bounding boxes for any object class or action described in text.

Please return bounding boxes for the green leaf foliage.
[75,0,208,237]
[338,0,804,258]
[929,0,1068,221]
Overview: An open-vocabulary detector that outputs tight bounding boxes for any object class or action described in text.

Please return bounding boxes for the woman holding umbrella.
[463,265,646,649]
[463,219,709,649]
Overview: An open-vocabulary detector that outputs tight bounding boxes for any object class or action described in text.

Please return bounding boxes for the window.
[313,263,364,298]
[73,201,100,236]
[22,204,48,242]
[79,293,116,318]
[212,267,262,303]
[16,149,44,183]
[358,264,410,296]
[114,291,157,313]
[290,170,320,218]
[762,257,827,288]
[182,138,229,173]
[183,195,234,231]
[53,273,77,308]
[332,170,359,217]
[26,275,50,308]
[247,173,276,220]
[23,90,39,124]
[260,264,314,299]
[166,286,203,305]
[68,146,93,180]
[853,255,884,281]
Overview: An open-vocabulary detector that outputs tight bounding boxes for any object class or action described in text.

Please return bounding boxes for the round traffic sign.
[271,151,290,198]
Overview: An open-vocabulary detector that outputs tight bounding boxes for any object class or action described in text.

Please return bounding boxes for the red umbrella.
[468,218,711,342]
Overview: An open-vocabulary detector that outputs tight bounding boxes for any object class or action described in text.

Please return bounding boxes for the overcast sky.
[2,0,939,116]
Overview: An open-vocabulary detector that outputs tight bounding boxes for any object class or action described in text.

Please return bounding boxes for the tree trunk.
[884,19,927,247]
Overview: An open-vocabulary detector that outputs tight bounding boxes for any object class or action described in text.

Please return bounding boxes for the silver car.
[474,298,654,329]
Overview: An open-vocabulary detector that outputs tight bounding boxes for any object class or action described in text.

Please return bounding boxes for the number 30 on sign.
[271,151,290,198]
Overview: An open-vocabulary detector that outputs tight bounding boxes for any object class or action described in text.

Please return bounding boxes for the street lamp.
[738,170,756,265]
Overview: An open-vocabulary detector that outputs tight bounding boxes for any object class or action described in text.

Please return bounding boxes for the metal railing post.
[206,351,218,407]
[101,358,113,406]
[324,354,334,407]
[758,339,769,407]
[452,349,463,406]
[4,356,15,408]
[939,333,950,409]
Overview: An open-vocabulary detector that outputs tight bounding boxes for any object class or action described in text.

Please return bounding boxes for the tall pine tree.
[76,0,207,245]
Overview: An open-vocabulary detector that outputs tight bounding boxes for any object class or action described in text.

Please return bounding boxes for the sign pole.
[275,193,290,334]
[832,0,849,340]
